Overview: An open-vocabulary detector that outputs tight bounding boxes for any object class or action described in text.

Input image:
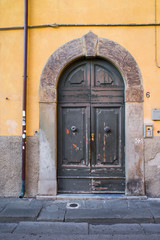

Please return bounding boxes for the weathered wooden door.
[57,58,125,193]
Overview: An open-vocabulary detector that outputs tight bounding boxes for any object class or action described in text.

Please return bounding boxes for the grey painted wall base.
[38,180,57,195]
[145,137,160,197]
[125,103,144,195]
[0,136,39,197]
[0,136,21,197]
[38,103,57,195]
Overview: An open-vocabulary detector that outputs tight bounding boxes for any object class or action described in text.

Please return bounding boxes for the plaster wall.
[0,0,160,137]
[0,0,160,197]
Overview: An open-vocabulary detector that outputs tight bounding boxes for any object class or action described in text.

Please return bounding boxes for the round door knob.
[71,126,77,132]
[104,126,111,133]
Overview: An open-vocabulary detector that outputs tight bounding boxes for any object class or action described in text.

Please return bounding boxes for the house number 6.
[146,92,150,98]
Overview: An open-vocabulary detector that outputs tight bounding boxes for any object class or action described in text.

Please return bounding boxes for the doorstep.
[36,194,147,201]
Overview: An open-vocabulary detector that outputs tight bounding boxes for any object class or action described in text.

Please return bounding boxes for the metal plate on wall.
[152,109,160,120]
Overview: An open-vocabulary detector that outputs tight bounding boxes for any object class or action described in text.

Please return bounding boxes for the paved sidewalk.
[1,222,160,235]
[1,222,160,240]
[0,197,160,224]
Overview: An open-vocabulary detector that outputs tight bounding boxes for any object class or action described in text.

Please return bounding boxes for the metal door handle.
[71,126,77,132]
[91,133,94,141]
[104,126,111,133]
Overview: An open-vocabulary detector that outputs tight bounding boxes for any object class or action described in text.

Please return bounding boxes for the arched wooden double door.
[57,58,125,193]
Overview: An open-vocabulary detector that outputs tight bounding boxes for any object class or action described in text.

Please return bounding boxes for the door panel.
[90,105,125,192]
[58,104,91,193]
[91,60,124,104]
[58,62,91,103]
[58,58,125,193]
[58,178,91,193]
[91,178,125,193]
[60,107,88,166]
[92,107,119,166]
[92,63,124,87]
[58,104,90,175]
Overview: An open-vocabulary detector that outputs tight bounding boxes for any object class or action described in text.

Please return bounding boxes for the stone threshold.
[36,194,147,201]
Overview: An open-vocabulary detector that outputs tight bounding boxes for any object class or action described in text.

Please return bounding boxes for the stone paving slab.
[0,198,33,205]
[126,200,149,209]
[84,200,104,209]
[0,202,42,222]
[117,207,154,223]
[147,201,160,223]
[1,222,160,240]
[1,222,160,236]
[141,224,160,234]
[0,223,17,233]
[14,222,88,235]
[44,200,67,210]
[89,223,144,235]
[103,200,128,209]
[1,233,160,240]
[65,206,154,224]
[103,200,150,210]
[37,204,65,222]
[0,202,7,213]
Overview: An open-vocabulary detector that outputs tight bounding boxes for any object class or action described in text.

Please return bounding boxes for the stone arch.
[38,31,144,196]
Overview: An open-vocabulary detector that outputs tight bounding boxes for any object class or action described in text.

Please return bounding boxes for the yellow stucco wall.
[0,0,160,136]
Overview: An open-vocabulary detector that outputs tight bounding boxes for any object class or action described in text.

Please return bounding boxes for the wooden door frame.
[38,31,144,196]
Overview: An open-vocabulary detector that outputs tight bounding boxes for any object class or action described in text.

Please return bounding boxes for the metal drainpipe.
[19,0,28,198]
